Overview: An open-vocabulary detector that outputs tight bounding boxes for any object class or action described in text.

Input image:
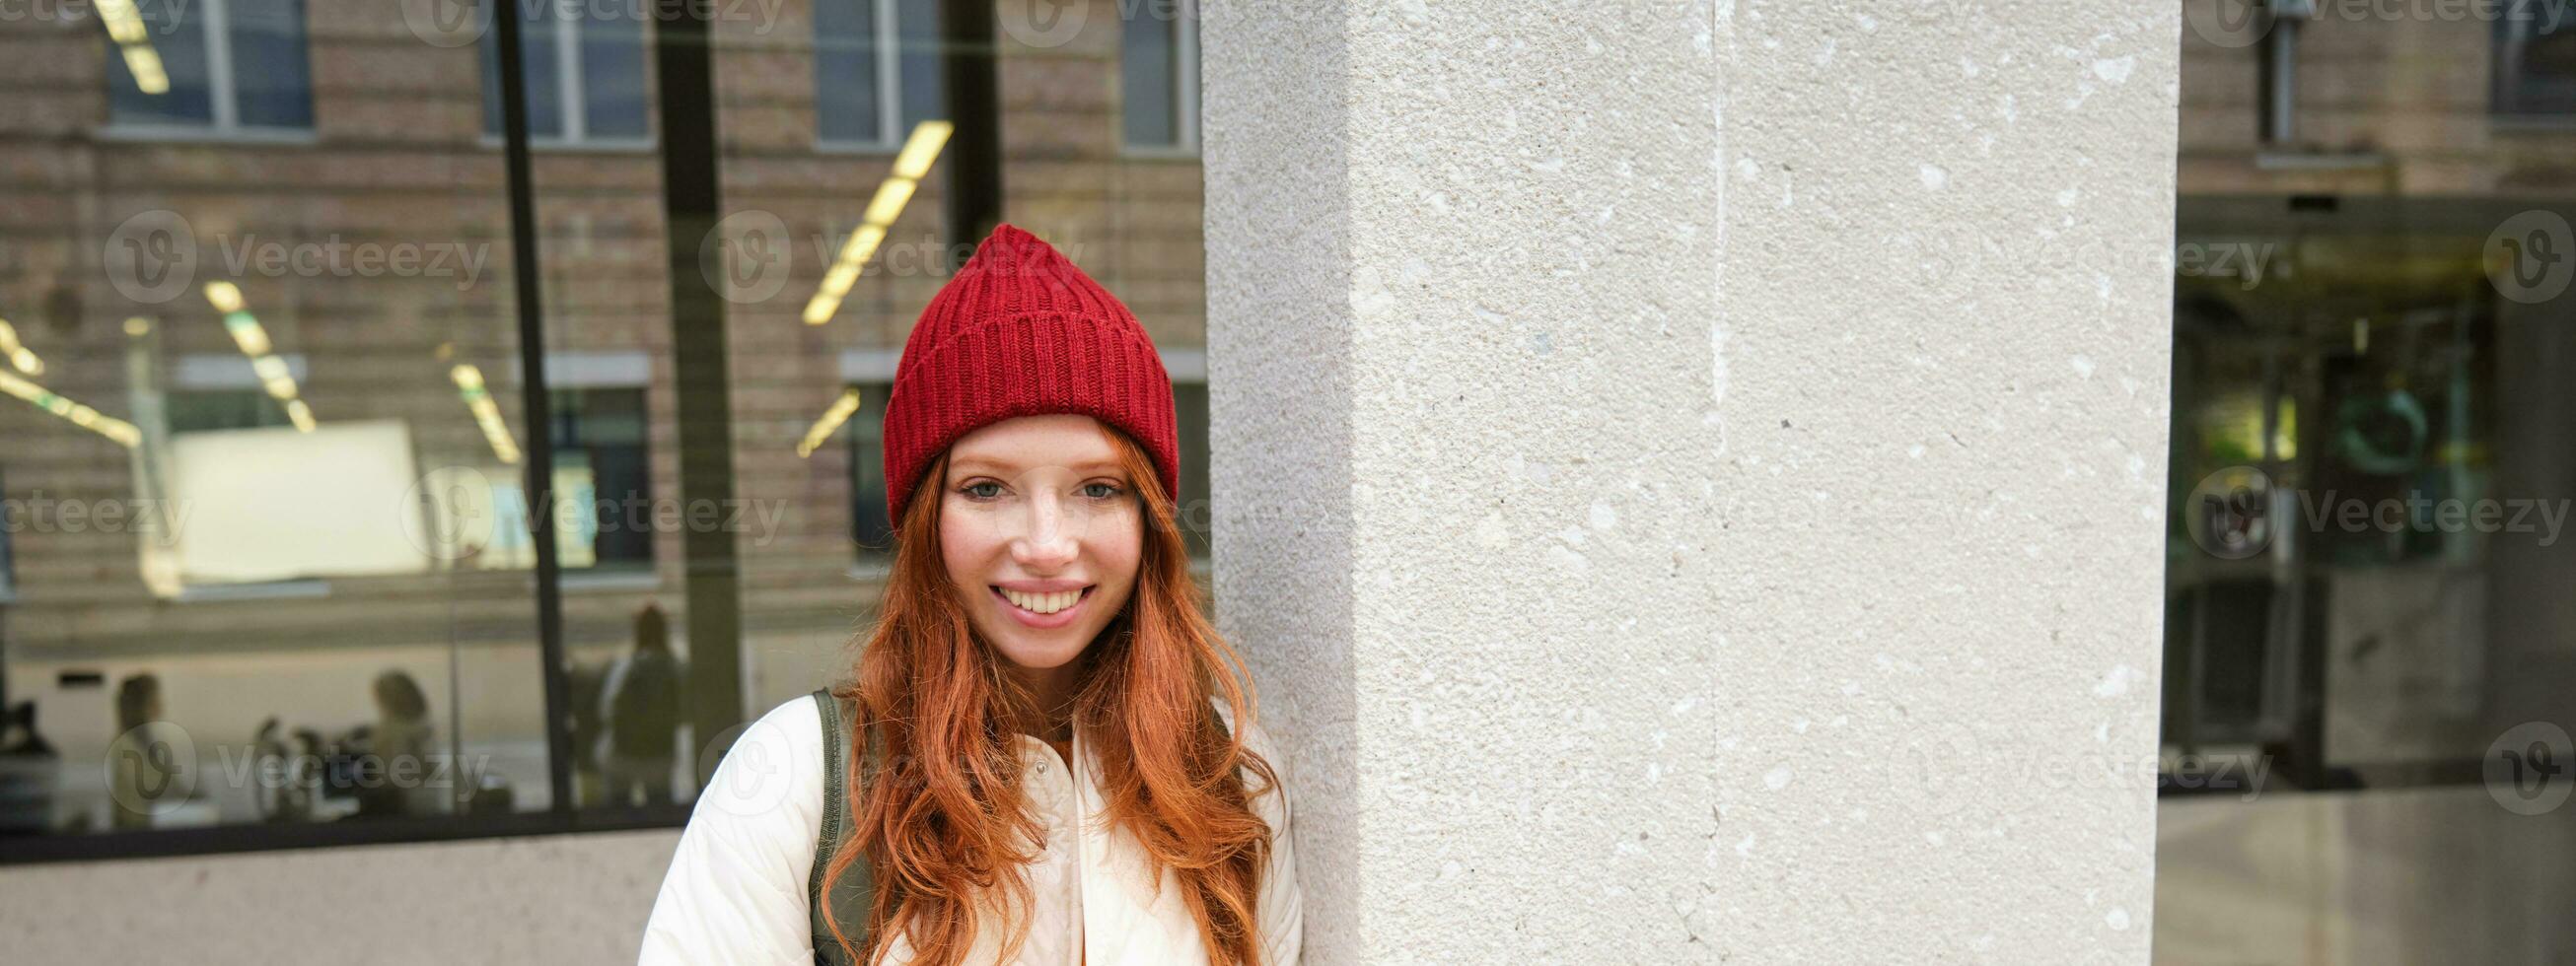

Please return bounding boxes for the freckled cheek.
[938,514,1009,577]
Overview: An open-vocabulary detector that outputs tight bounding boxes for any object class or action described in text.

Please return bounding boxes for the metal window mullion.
[1177,0,1200,151]
[491,0,575,819]
[876,0,899,144]
[203,0,239,132]
[557,0,586,143]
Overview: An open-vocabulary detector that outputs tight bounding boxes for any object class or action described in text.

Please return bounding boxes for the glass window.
[1173,380,1210,559]
[168,387,292,435]
[1120,0,1198,152]
[6,0,1218,863]
[2165,10,2576,961]
[480,0,651,144]
[0,465,15,601]
[2495,6,2576,117]
[105,0,313,134]
[845,381,895,558]
[815,0,946,147]
[551,387,654,570]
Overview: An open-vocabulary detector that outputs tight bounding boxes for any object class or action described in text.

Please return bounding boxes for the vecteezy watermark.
[702,209,792,305]
[1,493,192,545]
[2485,209,2574,306]
[0,0,193,29]
[1883,729,2268,817]
[2187,0,2576,49]
[698,213,1094,307]
[105,210,491,305]
[400,465,789,562]
[399,0,788,49]
[2184,466,2572,558]
[2485,721,2574,815]
[2175,241,2284,291]
[105,721,498,818]
[997,0,1091,48]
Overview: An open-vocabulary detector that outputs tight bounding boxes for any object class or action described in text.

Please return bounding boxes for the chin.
[989,634,1094,670]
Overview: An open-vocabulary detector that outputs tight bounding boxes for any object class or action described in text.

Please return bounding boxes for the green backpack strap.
[809,689,876,966]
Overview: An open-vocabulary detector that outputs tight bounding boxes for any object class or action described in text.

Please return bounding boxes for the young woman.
[640,225,1301,966]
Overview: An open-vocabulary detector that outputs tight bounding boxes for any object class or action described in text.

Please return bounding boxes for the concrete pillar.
[1202,2,2178,963]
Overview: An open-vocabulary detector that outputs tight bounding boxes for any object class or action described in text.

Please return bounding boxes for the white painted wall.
[1203,1,2177,963]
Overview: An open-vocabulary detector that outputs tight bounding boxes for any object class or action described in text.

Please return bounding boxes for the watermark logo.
[2185,0,2576,49]
[1888,721,1978,818]
[695,715,796,818]
[998,0,1090,48]
[402,465,503,562]
[104,721,199,818]
[2485,721,2574,815]
[397,0,488,48]
[703,209,792,305]
[2485,209,2573,306]
[2184,466,2573,558]
[2175,241,2283,291]
[2184,465,2275,559]
[105,209,197,305]
[2183,0,2275,48]
[398,0,790,47]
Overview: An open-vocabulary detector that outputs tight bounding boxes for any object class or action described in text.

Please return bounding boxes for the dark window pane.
[1120,4,1178,147]
[1174,382,1210,557]
[895,0,945,129]
[167,388,289,434]
[815,0,884,142]
[227,0,312,128]
[580,2,649,138]
[0,465,14,597]
[552,388,653,568]
[481,2,565,138]
[106,0,212,126]
[847,383,894,555]
[2495,11,2576,115]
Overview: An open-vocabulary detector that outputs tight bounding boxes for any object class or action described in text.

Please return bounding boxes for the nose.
[1010,489,1080,570]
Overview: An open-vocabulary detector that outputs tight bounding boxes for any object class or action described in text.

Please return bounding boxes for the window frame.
[96,0,318,143]
[478,0,659,151]
[1117,0,1201,158]
[0,463,15,604]
[547,381,660,581]
[812,0,939,153]
[2492,7,2576,125]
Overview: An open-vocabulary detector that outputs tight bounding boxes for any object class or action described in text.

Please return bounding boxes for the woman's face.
[939,414,1144,676]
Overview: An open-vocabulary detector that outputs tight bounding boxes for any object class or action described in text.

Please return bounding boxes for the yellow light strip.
[204,280,245,313]
[0,370,141,448]
[0,317,41,376]
[797,387,863,457]
[803,120,953,325]
[94,0,169,95]
[205,282,314,431]
[450,364,522,465]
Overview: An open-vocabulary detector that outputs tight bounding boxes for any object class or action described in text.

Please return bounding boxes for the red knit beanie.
[880,223,1179,526]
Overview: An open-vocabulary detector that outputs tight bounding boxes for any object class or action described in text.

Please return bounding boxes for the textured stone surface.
[1203,0,2177,963]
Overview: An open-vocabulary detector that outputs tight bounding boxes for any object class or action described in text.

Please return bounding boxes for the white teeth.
[1002,588,1080,615]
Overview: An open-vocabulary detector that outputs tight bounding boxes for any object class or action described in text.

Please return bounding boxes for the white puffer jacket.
[638,694,1303,965]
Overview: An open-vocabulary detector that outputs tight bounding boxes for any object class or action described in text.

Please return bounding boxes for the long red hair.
[819,421,1281,966]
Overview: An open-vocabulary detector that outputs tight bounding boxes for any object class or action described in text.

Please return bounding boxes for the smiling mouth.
[990,586,1096,626]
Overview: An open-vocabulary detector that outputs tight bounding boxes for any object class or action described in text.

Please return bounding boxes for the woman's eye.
[962,481,1003,500]
[1083,482,1126,500]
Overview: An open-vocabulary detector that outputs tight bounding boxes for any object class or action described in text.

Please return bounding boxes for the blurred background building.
[0,0,1214,851]
[2160,4,2576,963]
